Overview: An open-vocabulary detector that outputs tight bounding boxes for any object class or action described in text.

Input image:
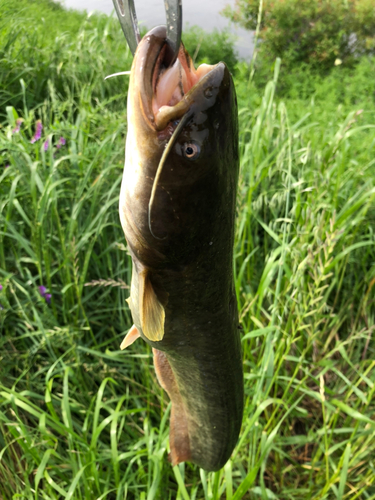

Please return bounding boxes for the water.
[59,0,254,59]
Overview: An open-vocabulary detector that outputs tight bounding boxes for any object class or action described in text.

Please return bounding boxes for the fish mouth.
[133,26,222,131]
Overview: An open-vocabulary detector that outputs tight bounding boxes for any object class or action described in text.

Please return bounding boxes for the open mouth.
[151,43,214,129]
[135,26,219,131]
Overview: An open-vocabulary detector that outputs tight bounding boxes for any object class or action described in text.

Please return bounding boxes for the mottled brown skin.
[119,26,243,471]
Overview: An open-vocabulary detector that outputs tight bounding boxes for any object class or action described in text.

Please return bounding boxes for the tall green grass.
[1,2,375,499]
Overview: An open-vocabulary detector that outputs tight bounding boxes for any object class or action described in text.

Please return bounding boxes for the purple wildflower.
[5,165,10,168]
[56,137,66,149]
[0,284,3,291]
[44,139,49,151]
[39,285,51,304]
[12,118,23,134]
[31,120,43,144]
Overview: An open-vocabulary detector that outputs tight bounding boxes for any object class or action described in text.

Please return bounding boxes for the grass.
[1,1,375,499]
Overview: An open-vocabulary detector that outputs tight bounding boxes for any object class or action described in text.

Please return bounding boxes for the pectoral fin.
[139,271,165,342]
[120,324,140,350]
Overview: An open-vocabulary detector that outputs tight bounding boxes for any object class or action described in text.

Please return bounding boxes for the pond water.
[58,0,254,59]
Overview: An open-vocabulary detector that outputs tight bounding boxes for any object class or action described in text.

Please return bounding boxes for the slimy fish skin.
[119,25,243,472]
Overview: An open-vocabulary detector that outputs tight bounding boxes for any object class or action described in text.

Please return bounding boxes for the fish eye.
[183,142,200,160]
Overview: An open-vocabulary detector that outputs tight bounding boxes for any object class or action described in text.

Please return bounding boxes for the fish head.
[120,26,238,267]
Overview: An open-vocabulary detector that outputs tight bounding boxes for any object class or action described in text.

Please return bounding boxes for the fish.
[119,25,243,472]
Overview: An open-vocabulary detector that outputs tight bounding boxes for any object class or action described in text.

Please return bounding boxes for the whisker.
[104,71,131,80]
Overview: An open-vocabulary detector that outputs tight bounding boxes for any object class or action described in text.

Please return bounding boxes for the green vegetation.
[224,0,375,71]
[1,1,375,499]
[182,26,238,73]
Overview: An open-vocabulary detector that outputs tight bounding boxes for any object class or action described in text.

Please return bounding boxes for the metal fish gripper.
[112,0,182,65]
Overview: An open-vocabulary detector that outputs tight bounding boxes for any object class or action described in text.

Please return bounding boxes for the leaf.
[331,399,375,428]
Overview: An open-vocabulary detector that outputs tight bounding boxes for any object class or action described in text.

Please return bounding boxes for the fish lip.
[133,26,224,132]
[131,26,168,129]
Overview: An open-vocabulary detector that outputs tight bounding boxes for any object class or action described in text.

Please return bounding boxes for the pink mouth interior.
[152,47,214,121]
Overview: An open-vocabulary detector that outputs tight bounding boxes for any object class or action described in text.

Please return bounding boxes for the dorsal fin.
[139,270,165,341]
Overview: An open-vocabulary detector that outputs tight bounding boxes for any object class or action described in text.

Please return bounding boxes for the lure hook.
[111,0,182,64]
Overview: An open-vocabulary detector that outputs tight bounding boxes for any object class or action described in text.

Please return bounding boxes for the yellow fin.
[120,324,140,350]
[139,271,165,342]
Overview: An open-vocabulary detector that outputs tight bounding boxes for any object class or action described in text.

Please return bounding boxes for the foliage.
[0,0,238,116]
[244,54,375,102]
[182,25,238,73]
[0,0,133,114]
[223,0,375,71]
[1,1,375,499]
[277,55,375,102]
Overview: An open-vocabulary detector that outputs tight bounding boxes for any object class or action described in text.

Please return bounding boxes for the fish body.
[119,26,243,471]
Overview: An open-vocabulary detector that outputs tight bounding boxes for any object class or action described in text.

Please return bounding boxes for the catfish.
[119,25,243,472]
